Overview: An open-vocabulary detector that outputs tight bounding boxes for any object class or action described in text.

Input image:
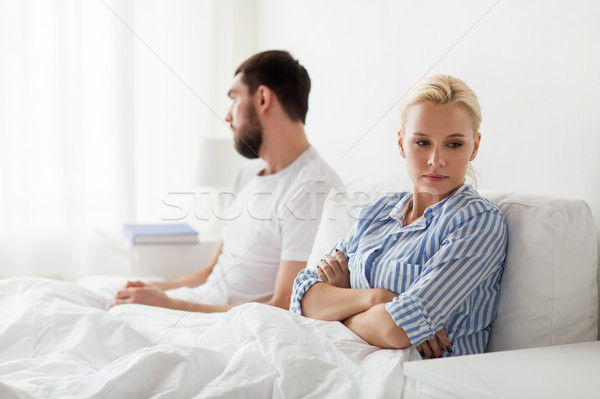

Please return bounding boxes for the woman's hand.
[316,250,350,288]
[415,328,452,359]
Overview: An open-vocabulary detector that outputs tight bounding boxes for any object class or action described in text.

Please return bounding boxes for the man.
[112,50,344,313]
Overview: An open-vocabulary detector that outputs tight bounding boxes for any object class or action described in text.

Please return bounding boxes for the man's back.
[211,146,344,305]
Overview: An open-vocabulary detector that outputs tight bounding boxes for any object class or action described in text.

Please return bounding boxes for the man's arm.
[154,260,306,313]
[112,241,224,308]
[112,258,306,313]
[262,260,306,309]
[169,259,306,312]
[112,283,234,312]
[151,241,224,291]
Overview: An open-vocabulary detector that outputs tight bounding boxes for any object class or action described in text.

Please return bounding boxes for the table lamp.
[194,136,246,239]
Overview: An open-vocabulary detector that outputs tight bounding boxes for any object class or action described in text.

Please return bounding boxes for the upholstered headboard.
[307,181,599,352]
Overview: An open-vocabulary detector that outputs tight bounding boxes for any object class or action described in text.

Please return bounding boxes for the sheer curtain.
[0,0,256,281]
[0,1,134,280]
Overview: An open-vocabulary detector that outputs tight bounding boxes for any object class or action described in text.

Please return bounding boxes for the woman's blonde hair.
[399,74,481,186]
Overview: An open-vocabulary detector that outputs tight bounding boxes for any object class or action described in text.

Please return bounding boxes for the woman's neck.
[404,186,462,226]
[411,193,438,219]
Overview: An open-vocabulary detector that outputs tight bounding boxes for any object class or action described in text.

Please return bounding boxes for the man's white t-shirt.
[200,146,344,305]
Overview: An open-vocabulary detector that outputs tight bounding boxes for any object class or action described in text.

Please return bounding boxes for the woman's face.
[399,101,480,199]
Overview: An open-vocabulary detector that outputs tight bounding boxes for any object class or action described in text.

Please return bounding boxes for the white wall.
[255,0,600,205]
[130,0,254,226]
[253,0,600,332]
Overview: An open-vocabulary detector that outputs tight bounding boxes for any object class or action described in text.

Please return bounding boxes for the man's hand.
[316,250,350,288]
[122,280,152,289]
[415,328,452,359]
[112,281,175,309]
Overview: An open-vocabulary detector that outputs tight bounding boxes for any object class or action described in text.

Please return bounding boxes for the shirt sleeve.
[385,208,507,346]
[278,179,333,262]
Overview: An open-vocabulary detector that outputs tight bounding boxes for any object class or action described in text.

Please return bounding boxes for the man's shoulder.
[286,146,344,192]
[239,158,266,178]
[270,147,344,216]
[230,159,266,191]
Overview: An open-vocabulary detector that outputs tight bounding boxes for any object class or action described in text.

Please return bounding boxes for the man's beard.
[234,104,262,159]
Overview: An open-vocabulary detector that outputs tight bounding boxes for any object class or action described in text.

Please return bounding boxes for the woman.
[290,74,507,358]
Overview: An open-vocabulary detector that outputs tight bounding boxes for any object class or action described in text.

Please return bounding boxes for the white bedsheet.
[0,277,414,398]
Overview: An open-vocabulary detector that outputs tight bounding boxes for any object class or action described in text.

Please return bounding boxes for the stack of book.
[123,223,199,245]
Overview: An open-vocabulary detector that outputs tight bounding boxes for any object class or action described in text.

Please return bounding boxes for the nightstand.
[403,340,600,399]
[92,227,218,280]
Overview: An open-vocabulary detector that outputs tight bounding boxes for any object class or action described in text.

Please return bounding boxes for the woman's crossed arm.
[300,251,411,349]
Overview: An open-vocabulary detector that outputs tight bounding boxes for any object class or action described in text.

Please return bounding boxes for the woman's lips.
[424,174,448,182]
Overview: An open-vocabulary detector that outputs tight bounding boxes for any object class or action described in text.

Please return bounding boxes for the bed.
[0,181,597,398]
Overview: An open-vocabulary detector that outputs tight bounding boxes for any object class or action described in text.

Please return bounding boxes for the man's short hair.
[235,50,311,124]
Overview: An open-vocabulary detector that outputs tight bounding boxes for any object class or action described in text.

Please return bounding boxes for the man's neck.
[258,122,310,175]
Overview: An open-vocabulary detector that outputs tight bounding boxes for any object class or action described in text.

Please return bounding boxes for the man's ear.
[470,132,482,161]
[256,85,272,114]
[398,130,406,158]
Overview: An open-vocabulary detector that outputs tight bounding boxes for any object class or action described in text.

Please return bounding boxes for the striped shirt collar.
[382,184,473,223]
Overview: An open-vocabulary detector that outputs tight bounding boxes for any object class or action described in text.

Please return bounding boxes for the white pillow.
[483,192,598,351]
[307,182,599,352]
[306,179,407,271]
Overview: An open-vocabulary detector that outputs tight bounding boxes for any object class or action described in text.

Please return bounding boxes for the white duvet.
[0,277,414,398]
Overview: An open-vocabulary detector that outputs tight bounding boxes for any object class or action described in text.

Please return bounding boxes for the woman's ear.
[398,131,406,158]
[470,132,481,161]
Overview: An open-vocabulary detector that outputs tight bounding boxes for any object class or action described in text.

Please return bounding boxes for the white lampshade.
[195,136,246,187]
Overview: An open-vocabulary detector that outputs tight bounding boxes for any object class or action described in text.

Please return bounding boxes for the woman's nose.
[427,148,446,167]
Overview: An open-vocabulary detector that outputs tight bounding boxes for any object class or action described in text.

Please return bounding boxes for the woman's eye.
[448,142,463,148]
[415,140,428,146]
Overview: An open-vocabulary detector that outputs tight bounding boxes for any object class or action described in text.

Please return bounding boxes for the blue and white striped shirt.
[291,185,507,356]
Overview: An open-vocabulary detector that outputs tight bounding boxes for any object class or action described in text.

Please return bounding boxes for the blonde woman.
[291,74,507,358]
